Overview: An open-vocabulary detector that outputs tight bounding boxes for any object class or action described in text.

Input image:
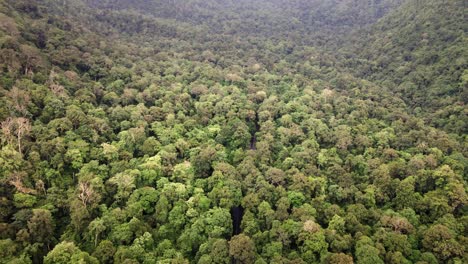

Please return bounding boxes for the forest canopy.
[0,0,466,263]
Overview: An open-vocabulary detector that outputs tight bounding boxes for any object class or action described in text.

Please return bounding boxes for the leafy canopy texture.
[0,0,466,263]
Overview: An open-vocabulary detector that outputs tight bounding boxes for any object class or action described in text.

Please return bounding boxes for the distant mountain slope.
[83,0,404,43]
[338,0,467,133]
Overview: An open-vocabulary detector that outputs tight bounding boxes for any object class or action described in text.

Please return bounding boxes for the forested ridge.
[0,0,466,263]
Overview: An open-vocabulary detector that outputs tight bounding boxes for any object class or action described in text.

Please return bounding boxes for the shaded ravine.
[230,206,244,236]
[249,111,259,150]
[230,110,259,261]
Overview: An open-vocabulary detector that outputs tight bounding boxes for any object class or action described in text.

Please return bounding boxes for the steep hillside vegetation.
[338,0,467,134]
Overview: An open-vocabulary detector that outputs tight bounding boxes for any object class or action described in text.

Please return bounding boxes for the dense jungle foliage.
[0,0,466,263]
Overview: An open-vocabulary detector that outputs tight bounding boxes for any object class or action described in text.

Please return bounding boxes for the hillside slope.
[338,0,467,134]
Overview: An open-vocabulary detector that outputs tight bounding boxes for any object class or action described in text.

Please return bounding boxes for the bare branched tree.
[1,117,31,156]
[6,86,30,116]
[9,171,36,194]
[78,181,95,208]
